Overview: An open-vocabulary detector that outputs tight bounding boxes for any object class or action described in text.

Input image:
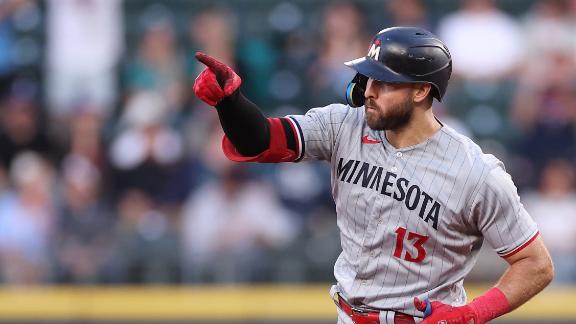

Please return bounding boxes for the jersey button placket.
[392,151,403,173]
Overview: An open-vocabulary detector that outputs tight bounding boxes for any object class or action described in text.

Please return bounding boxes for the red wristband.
[469,287,510,322]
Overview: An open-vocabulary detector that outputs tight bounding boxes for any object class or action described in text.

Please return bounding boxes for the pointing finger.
[195,52,224,70]
[195,51,230,86]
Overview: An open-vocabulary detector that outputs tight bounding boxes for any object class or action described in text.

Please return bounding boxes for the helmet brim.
[344,56,444,101]
[344,57,418,84]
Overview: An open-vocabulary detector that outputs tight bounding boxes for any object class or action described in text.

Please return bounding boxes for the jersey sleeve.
[286,104,351,162]
[471,165,539,258]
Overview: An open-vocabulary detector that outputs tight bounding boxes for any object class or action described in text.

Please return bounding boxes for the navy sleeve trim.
[280,118,297,152]
[287,117,305,162]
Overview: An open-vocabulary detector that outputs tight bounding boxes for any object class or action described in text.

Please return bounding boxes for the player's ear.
[412,84,432,104]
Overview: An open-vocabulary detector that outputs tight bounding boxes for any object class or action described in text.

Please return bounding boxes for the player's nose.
[364,78,377,99]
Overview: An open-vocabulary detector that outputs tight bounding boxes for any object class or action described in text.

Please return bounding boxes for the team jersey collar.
[380,117,445,153]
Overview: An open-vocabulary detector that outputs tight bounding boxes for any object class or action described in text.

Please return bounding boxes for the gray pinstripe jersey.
[286,103,538,316]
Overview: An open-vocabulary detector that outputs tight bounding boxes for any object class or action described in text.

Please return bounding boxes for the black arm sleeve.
[215,90,270,156]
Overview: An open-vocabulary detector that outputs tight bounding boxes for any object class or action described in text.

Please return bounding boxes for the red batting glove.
[193,52,242,106]
[414,297,479,324]
[414,288,509,324]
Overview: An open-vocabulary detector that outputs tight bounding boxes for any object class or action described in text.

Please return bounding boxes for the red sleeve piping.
[500,231,540,258]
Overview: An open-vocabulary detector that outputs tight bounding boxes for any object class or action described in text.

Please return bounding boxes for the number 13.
[393,226,429,263]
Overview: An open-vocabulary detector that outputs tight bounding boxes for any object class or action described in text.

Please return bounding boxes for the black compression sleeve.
[215,90,270,156]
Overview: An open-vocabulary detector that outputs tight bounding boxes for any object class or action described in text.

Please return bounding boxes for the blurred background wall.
[0,0,574,322]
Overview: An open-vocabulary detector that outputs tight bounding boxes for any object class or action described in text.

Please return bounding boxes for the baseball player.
[193,27,554,324]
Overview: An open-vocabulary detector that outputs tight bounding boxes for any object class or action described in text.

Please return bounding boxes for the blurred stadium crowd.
[0,0,575,286]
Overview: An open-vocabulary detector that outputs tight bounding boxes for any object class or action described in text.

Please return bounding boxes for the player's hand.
[193,52,242,106]
[414,297,481,324]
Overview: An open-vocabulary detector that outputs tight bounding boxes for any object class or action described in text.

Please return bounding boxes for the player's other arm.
[416,165,554,324]
[416,236,553,324]
[496,235,554,311]
[193,52,299,162]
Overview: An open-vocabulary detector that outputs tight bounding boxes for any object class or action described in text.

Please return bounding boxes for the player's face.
[363,79,414,131]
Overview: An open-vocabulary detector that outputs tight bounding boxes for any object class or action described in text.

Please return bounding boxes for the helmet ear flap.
[346,73,368,108]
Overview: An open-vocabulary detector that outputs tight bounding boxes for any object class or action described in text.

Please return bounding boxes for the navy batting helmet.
[345,26,452,107]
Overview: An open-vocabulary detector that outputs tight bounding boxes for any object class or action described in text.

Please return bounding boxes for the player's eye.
[367,79,383,89]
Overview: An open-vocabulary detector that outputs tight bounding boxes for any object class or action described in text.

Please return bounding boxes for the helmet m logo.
[367,39,381,60]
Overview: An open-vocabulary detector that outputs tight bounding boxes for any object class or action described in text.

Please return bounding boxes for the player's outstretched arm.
[193,52,300,162]
[415,236,553,324]
[194,52,269,157]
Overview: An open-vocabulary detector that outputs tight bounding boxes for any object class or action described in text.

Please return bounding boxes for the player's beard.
[364,96,414,131]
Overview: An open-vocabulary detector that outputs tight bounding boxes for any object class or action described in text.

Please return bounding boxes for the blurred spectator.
[181,164,298,282]
[0,77,59,169]
[522,0,576,61]
[46,0,123,120]
[273,161,331,218]
[199,120,240,176]
[109,91,184,200]
[510,51,576,171]
[124,19,184,112]
[432,104,474,139]
[0,2,16,76]
[105,189,180,283]
[437,0,524,81]
[271,2,316,108]
[238,7,277,107]
[53,155,113,283]
[67,111,106,169]
[523,159,576,283]
[437,0,527,142]
[0,152,55,284]
[385,0,429,29]
[308,2,369,105]
[516,0,576,100]
[0,0,32,76]
[187,7,236,78]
